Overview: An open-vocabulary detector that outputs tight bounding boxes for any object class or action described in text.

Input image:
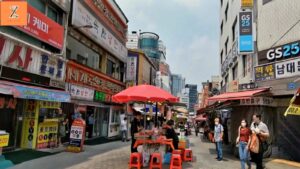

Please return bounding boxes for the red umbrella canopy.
[112,84,179,103]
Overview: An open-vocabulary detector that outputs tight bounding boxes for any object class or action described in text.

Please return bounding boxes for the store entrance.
[95,107,109,137]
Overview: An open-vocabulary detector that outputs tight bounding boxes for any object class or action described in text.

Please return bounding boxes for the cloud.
[168,36,219,86]
[116,0,219,88]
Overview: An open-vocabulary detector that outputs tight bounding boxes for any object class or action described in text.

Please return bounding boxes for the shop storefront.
[0,33,69,150]
[65,61,125,139]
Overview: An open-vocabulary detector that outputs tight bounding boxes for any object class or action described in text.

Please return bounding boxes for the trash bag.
[163,152,172,164]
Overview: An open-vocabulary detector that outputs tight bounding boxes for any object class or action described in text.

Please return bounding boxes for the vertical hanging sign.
[239,11,254,54]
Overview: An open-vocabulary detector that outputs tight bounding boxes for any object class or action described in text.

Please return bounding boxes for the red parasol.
[112,84,179,103]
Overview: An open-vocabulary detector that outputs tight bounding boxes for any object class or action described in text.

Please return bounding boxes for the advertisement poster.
[241,0,253,8]
[126,54,138,82]
[239,11,254,53]
[67,119,86,153]
[36,121,58,149]
[0,134,9,147]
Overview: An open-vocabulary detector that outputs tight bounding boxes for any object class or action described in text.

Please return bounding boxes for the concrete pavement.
[9,135,300,169]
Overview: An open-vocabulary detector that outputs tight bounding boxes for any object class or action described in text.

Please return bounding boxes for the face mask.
[241,122,246,127]
[215,122,219,125]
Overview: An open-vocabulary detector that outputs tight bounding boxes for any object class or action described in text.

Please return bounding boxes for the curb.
[270,159,300,168]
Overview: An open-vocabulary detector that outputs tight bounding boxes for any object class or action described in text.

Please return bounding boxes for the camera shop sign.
[0,36,65,82]
[258,40,300,65]
[240,97,274,106]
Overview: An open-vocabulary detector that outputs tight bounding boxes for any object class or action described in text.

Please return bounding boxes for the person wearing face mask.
[250,114,269,169]
[236,119,252,169]
[214,117,224,161]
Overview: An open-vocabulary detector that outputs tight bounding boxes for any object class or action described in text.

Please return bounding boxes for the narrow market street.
[9,135,300,169]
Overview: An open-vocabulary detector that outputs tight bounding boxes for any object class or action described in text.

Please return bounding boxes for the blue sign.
[15,86,70,102]
[239,35,253,52]
[239,11,254,53]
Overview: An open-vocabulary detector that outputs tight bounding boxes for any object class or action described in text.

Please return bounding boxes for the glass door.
[99,108,109,137]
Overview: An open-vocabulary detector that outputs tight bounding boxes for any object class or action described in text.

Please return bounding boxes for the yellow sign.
[284,105,300,116]
[241,0,253,8]
[0,134,9,147]
[0,1,27,26]
[37,121,58,149]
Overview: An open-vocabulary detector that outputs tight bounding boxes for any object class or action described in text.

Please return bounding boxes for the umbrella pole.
[155,102,158,127]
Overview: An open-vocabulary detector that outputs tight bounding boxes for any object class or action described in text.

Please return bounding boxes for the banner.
[284,105,300,116]
[15,5,64,50]
[275,58,300,79]
[126,54,138,82]
[239,11,254,53]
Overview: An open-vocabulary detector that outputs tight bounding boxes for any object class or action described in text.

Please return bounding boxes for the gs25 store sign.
[258,41,300,64]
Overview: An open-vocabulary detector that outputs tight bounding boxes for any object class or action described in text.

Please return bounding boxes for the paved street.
[9,135,300,169]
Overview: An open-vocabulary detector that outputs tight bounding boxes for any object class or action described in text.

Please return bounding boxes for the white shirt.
[121,120,127,131]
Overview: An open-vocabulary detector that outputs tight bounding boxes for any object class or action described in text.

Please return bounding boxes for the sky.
[116,0,219,88]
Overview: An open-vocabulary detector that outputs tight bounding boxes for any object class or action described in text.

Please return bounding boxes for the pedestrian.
[121,117,128,142]
[236,119,252,169]
[130,112,142,152]
[165,120,179,151]
[250,114,270,169]
[195,122,200,137]
[58,108,68,147]
[87,114,95,138]
[214,117,224,161]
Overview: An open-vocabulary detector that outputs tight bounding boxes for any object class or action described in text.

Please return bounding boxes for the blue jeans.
[239,141,251,169]
[216,141,223,159]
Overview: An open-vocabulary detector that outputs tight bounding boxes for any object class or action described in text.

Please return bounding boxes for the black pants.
[131,138,138,153]
[251,147,263,169]
[88,124,93,138]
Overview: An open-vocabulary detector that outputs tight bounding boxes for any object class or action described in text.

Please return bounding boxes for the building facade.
[185,84,198,112]
[0,0,71,150]
[126,49,157,87]
[218,0,300,161]
[171,74,186,97]
[65,0,128,139]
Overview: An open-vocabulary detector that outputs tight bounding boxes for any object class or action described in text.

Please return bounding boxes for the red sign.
[15,5,64,50]
[66,61,125,95]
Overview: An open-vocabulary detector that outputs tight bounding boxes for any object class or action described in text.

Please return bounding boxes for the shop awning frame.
[207,88,270,102]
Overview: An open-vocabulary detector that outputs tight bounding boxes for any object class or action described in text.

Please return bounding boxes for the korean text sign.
[239,11,254,53]
[15,5,64,50]
[255,64,275,81]
[275,58,300,79]
[0,1,27,26]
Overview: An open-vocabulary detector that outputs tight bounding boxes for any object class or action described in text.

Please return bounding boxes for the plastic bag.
[163,152,172,164]
[249,133,259,153]
[143,151,150,167]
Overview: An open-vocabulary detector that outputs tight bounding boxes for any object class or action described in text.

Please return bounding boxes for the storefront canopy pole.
[155,102,158,127]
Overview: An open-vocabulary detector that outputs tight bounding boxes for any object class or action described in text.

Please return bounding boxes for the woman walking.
[236,119,252,169]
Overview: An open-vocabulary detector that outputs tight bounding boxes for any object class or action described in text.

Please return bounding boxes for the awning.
[0,80,70,102]
[208,88,269,102]
[0,84,15,95]
[195,114,207,122]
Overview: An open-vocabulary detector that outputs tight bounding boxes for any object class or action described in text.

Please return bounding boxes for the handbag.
[249,133,259,153]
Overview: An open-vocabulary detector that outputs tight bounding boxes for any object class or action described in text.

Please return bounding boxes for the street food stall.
[113,85,194,167]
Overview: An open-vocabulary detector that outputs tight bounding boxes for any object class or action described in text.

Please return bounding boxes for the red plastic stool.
[150,153,162,169]
[170,154,182,169]
[129,152,142,169]
[172,150,182,155]
[183,149,193,162]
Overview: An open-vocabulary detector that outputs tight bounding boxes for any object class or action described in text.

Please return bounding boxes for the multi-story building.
[185,84,198,112]
[219,0,253,92]
[171,74,186,97]
[218,0,300,160]
[127,31,139,49]
[126,49,157,87]
[65,0,128,139]
[0,0,71,150]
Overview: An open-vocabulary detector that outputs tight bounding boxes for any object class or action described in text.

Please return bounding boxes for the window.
[111,111,120,123]
[220,0,223,7]
[225,3,229,21]
[232,17,237,42]
[77,54,87,65]
[66,48,71,60]
[220,21,224,35]
[220,50,224,64]
[47,6,58,22]
[106,59,115,76]
[263,0,272,5]
[242,55,247,77]
[232,64,238,80]
[225,38,229,55]
[28,0,45,13]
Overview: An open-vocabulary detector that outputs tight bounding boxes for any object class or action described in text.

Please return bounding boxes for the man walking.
[214,117,224,161]
[250,114,270,169]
